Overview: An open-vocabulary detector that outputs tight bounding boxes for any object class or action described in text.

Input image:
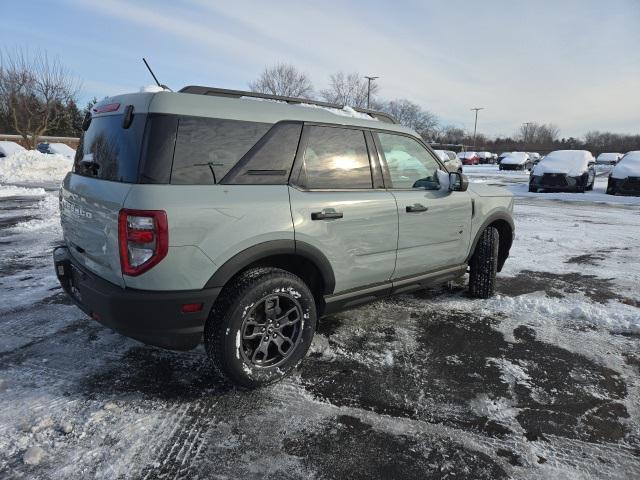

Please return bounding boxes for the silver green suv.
[53,86,514,387]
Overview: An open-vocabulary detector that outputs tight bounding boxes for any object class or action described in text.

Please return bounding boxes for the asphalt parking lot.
[0,175,639,479]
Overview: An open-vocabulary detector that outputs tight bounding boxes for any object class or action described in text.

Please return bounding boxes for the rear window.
[74,114,146,182]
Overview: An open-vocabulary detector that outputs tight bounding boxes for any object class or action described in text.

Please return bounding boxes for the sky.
[1,0,639,138]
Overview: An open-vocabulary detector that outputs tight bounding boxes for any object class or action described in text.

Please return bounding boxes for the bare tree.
[380,99,439,140]
[320,72,377,108]
[248,63,314,99]
[0,49,80,148]
[516,122,559,149]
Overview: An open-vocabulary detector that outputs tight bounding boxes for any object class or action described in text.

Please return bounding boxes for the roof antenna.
[142,57,172,91]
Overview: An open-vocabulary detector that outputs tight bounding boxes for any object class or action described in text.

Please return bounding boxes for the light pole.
[364,76,379,109]
[471,107,484,148]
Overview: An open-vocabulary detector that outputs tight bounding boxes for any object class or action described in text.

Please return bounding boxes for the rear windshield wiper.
[194,162,224,183]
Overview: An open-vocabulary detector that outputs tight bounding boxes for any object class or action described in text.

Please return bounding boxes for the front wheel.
[528,184,538,193]
[469,226,499,299]
[204,267,317,388]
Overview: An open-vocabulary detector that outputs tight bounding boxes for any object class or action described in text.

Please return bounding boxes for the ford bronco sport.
[53,86,514,387]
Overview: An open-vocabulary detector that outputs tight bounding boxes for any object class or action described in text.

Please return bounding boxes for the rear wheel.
[606,180,616,195]
[469,227,499,299]
[204,267,317,388]
[528,183,538,193]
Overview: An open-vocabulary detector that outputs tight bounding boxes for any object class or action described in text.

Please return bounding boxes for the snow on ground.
[0,166,639,478]
[465,164,640,205]
[0,150,72,186]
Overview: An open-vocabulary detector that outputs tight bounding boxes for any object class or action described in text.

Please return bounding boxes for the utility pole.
[470,107,484,148]
[364,76,379,109]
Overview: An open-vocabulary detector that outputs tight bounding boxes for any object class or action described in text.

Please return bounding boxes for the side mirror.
[449,172,468,192]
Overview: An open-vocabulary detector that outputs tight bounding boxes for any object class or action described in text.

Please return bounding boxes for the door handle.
[406,203,428,213]
[311,210,344,220]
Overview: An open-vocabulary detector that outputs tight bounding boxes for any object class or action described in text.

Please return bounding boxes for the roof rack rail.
[178,85,397,124]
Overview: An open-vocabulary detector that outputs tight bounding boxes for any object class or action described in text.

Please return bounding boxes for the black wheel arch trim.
[204,239,336,294]
[466,211,515,272]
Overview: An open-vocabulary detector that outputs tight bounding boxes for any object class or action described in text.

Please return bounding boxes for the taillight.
[118,209,168,276]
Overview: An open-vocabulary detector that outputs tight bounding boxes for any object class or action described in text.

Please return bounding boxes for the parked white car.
[497,152,512,164]
[596,152,622,165]
[38,142,76,160]
[607,151,640,196]
[529,150,596,193]
[434,149,463,172]
[0,140,25,158]
[499,152,532,171]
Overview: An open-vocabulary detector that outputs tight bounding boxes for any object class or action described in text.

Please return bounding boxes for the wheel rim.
[239,293,304,368]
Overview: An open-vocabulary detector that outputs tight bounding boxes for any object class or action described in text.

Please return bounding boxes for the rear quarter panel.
[122,185,294,291]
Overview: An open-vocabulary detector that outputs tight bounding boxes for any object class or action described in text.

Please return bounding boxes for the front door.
[374,132,472,279]
[288,125,398,294]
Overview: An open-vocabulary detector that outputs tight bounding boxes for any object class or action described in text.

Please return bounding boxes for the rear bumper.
[53,246,220,350]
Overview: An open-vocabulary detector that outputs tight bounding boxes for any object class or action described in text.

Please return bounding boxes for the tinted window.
[74,113,146,182]
[223,123,302,185]
[138,115,178,184]
[171,117,271,185]
[377,133,441,189]
[301,126,372,189]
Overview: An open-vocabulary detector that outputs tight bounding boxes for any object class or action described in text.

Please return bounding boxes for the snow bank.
[0,185,46,197]
[0,150,72,185]
[533,150,594,176]
[611,151,640,179]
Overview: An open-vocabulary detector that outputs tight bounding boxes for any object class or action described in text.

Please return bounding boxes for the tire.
[606,181,616,195]
[576,186,585,193]
[469,226,499,299]
[204,267,317,388]
[528,184,538,193]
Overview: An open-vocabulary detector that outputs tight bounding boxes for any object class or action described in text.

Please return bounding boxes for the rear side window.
[300,126,372,189]
[74,114,146,182]
[171,117,271,185]
[222,122,302,185]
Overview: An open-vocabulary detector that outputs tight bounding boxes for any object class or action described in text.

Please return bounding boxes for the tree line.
[1,51,638,154]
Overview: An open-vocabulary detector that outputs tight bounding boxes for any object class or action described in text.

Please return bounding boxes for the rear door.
[60,109,148,287]
[373,132,472,279]
[288,125,398,294]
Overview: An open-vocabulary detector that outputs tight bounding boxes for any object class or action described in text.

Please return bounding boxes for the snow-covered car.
[529,150,596,193]
[497,152,512,164]
[0,140,25,158]
[477,151,495,164]
[527,152,541,164]
[596,152,622,165]
[37,142,76,160]
[499,152,532,171]
[607,151,640,196]
[457,151,480,165]
[434,149,463,172]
